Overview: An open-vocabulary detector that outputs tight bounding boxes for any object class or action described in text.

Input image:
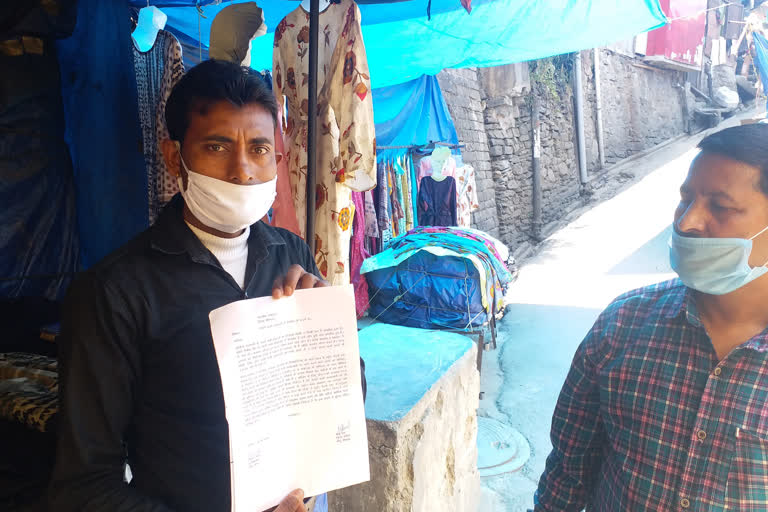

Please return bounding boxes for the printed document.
[209,284,370,512]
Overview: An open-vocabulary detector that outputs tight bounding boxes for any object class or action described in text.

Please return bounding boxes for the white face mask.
[175,142,277,233]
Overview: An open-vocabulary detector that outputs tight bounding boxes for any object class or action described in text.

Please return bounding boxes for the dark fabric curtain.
[0,1,80,299]
[57,0,148,268]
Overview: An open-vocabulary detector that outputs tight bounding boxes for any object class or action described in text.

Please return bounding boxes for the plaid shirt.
[535,279,768,512]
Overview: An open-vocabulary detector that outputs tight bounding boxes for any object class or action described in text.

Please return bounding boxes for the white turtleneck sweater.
[186,222,249,289]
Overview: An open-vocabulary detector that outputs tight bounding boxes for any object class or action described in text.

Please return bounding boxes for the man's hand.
[272,264,328,299]
[263,489,306,512]
[271,489,305,512]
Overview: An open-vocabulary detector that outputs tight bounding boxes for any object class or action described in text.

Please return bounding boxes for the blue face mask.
[669,225,768,295]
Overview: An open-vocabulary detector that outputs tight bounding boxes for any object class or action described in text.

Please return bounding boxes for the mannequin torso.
[300,0,332,12]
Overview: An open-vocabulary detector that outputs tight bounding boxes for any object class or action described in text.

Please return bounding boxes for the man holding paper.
[49,59,366,512]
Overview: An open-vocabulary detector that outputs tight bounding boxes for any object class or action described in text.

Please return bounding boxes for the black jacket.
[49,196,366,511]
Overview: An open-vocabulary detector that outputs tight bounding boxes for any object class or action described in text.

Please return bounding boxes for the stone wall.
[328,339,480,512]
[592,48,686,164]
[436,49,688,250]
[436,68,500,238]
[482,79,584,246]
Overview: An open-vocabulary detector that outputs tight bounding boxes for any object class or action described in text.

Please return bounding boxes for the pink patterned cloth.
[350,192,370,318]
[268,109,301,236]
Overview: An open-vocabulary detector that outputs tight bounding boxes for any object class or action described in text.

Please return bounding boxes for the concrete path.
[477,110,761,511]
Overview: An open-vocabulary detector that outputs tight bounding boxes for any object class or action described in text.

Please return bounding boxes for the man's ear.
[275,151,284,166]
[161,138,181,178]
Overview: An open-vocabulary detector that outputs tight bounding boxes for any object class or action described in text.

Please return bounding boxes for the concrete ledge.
[329,324,480,512]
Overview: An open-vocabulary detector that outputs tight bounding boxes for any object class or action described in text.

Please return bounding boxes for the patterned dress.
[273,0,376,285]
[455,165,479,228]
[133,30,184,224]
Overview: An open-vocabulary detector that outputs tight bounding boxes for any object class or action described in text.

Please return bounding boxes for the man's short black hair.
[697,123,768,195]
[165,59,278,143]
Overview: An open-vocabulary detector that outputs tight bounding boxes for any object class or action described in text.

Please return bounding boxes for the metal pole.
[593,48,605,169]
[573,51,588,185]
[531,93,542,241]
[305,0,320,253]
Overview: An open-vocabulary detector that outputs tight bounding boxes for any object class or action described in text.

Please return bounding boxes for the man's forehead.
[687,152,762,192]
[187,101,274,136]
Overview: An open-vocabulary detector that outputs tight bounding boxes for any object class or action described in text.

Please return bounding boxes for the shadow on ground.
[607,225,673,276]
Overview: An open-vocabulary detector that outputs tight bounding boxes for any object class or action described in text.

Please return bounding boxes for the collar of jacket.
[149,194,286,265]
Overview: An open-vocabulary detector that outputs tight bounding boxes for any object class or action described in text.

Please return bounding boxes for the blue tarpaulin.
[160,0,667,88]
[372,74,459,155]
[366,251,490,330]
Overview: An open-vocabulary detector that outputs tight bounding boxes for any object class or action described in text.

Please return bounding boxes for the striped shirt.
[535,279,768,511]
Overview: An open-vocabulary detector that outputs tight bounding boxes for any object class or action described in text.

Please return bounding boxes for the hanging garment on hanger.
[393,160,407,235]
[396,158,413,231]
[417,176,457,227]
[409,153,419,227]
[375,160,390,233]
[269,106,301,235]
[455,165,479,228]
[389,162,405,236]
[364,190,378,238]
[133,29,184,224]
[273,0,376,285]
[350,192,370,318]
[416,153,457,188]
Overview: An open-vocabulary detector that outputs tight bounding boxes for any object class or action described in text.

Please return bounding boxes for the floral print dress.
[273,0,376,285]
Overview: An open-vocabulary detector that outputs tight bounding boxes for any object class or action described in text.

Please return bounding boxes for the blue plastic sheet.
[372,75,459,156]
[161,0,667,88]
[366,251,491,330]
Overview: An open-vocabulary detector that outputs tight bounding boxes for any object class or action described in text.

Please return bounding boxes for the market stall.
[0,0,669,508]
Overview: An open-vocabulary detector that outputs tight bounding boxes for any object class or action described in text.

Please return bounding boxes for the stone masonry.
[591,49,686,164]
[436,48,688,251]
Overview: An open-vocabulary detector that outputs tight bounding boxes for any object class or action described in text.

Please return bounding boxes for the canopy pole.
[306,0,320,254]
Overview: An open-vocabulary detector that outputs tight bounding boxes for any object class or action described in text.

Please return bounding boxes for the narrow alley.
[477,110,761,512]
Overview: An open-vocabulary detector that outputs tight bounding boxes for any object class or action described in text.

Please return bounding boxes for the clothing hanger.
[132,1,167,52]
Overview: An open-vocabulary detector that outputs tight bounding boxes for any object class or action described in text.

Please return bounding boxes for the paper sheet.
[209,285,370,512]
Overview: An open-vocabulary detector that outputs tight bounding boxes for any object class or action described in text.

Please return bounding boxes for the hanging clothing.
[350,192,370,318]
[376,160,390,233]
[269,107,301,235]
[391,162,407,236]
[273,0,377,285]
[260,70,300,236]
[409,153,419,227]
[133,29,184,224]
[454,165,479,228]
[364,190,379,238]
[417,176,457,227]
[396,159,413,231]
[417,154,457,188]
